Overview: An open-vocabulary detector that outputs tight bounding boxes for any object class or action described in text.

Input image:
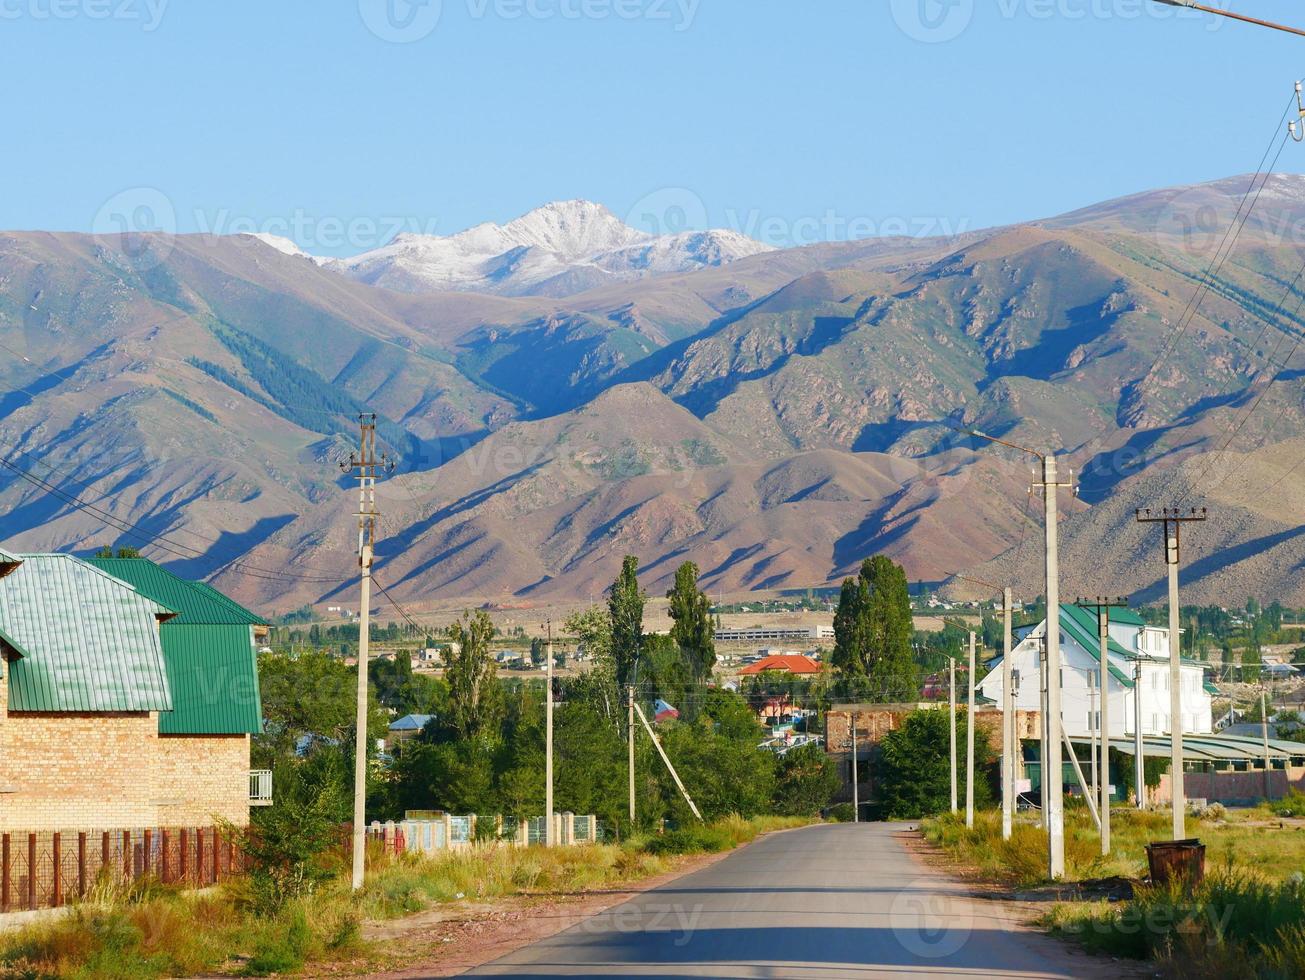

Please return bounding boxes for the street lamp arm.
[952,424,1046,461]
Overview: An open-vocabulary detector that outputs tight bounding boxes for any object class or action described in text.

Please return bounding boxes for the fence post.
[563,813,575,846]
[122,830,131,881]
[442,813,453,851]
[78,832,87,898]
[26,834,36,910]
[101,832,109,884]
[142,830,152,877]
[196,828,205,885]
[179,829,189,882]
[52,833,62,908]
[212,828,220,883]
[161,830,170,883]
[1,833,9,913]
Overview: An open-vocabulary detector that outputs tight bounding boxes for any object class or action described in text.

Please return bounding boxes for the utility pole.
[851,713,859,823]
[1136,507,1207,841]
[1134,657,1146,808]
[1263,687,1273,801]
[544,620,555,848]
[963,428,1070,877]
[341,414,394,892]
[627,686,636,830]
[966,632,976,829]
[1077,597,1129,857]
[1039,635,1049,820]
[1002,589,1014,841]
[949,653,957,814]
[1034,454,1074,879]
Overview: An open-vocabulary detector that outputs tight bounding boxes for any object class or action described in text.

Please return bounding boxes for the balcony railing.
[249,769,273,806]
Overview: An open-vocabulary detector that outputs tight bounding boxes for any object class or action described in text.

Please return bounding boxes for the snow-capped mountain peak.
[333,200,773,298]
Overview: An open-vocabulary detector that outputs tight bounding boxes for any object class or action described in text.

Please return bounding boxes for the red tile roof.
[738,654,822,676]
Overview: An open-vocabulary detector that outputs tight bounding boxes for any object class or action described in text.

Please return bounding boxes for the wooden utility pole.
[966,632,976,829]
[1077,596,1130,857]
[341,414,394,892]
[627,686,636,828]
[1136,507,1207,841]
[544,620,555,847]
[949,654,957,814]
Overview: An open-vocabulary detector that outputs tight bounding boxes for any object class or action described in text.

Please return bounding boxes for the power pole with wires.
[342,414,395,892]
[1034,454,1075,879]
[1136,507,1207,841]
[949,653,958,814]
[544,620,555,848]
[1076,596,1130,857]
[628,686,636,829]
[851,714,859,823]
[966,631,976,830]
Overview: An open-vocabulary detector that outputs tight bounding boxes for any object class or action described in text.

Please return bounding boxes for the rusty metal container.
[1146,839,1206,887]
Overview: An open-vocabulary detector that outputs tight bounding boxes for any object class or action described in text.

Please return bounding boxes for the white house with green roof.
[978,603,1214,740]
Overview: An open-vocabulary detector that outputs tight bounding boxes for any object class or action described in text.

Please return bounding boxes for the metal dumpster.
[1146,839,1206,887]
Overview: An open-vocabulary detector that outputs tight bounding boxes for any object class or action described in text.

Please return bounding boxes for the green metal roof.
[156,624,262,734]
[87,559,266,625]
[86,558,263,734]
[0,555,173,712]
[1056,604,1136,688]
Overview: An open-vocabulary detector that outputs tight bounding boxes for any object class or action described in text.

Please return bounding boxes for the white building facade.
[977,604,1214,739]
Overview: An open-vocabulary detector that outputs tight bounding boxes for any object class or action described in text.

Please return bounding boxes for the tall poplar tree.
[667,561,716,683]
[608,555,646,691]
[832,555,917,700]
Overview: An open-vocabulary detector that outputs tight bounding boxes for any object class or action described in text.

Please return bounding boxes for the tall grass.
[0,815,812,978]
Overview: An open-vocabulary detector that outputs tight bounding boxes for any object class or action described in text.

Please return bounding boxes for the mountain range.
[1,175,1304,613]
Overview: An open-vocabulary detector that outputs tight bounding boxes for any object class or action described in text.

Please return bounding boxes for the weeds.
[0,814,810,978]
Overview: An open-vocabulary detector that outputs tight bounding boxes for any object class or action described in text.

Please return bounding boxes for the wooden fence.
[0,827,241,913]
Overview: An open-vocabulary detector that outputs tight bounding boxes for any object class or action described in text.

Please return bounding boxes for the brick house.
[0,550,265,832]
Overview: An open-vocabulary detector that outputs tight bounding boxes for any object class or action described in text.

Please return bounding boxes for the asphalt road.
[460,822,1117,979]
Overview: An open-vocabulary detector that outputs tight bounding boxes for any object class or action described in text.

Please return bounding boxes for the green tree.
[878,709,996,819]
[608,555,647,690]
[444,610,504,743]
[667,561,716,683]
[773,743,841,816]
[255,650,387,766]
[832,556,917,700]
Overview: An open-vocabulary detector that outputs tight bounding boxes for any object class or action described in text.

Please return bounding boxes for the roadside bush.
[1268,789,1305,817]
[826,803,856,822]
[641,825,734,856]
[773,743,841,816]
[1196,802,1227,822]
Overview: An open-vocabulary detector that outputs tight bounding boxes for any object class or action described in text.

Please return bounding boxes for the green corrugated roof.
[0,555,173,712]
[1056,604,1135,688]
[157,624,262,734]
[86,558,263,734]
[88,559,266,625]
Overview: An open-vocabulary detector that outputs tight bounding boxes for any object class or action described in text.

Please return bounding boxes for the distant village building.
[977,604,1215,739]
[738,654,823,677]
[0,550,266,832]
[715,625,834,645]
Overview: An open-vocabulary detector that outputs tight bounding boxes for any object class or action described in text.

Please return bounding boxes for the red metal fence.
[0,827,243,912]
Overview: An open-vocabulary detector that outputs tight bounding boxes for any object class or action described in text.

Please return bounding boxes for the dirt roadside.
[902,828,1152,979]
[303,847,740,978]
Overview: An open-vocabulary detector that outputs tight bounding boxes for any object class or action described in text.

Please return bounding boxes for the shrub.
[826,803,856,823]
[1269,789,1305,818]
[1196,802,1227,822]
[641,825,734,856]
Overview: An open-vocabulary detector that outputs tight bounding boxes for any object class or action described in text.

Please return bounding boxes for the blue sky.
[5,0,1305,254]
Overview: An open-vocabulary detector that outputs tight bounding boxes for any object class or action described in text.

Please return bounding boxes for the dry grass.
[0,815,812,978]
